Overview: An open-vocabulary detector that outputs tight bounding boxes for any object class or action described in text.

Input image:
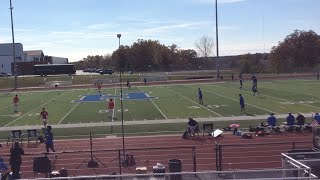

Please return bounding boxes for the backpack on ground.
[242,133,253,139]
[182,131,189,139]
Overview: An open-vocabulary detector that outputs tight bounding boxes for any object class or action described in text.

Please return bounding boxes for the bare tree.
[194,35,214,60]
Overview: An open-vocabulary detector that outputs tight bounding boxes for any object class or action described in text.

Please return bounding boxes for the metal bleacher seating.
[7,130,23,146]
[201,123,214,136]
[27,129,40,146]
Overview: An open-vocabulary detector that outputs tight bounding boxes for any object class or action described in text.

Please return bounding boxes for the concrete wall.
[0,43,24,74]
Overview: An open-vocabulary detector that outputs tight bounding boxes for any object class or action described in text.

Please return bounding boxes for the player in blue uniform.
[239,94,245,114]
[198,88,203,105]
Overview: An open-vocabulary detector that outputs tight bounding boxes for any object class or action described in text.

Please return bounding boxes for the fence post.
[219,144,222,171]
[118,149,122,175]
[192,146,197,172]
[292,142,296,149]
[215,142,219,171]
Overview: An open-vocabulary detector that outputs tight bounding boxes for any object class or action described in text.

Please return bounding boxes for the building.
[0,43,24,74]
[52,56,68,64]
[23,50,44,62]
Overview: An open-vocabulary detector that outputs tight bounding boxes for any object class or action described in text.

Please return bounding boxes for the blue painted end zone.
[124,92,156,100]
[74,92,155,102]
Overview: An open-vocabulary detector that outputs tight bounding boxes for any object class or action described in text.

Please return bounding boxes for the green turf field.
[0,79,319,127]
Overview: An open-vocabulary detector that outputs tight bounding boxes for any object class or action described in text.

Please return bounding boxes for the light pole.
[215,0,220,79]
[10,0,17,89]
[117,34,125,164]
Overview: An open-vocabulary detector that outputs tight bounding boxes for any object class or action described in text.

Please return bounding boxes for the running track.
[0,132,313,178]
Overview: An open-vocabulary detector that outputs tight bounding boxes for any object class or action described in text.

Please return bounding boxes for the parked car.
[99,69,114,75]
[0,72,12,77]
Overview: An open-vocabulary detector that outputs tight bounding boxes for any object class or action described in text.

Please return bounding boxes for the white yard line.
[166,87,223,117]
[4,91,73,127]
[259,85,320,100]
[58,89,94,124]
[187,86,275,114]
[138,87,168,119]
[217,84,320,109]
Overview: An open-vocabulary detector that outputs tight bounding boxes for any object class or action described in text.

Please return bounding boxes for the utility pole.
[215,0,220,79]
[10,0,17,89]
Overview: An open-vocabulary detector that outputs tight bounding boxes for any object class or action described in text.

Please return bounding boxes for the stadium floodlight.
[9,0,17,89]
[117,33,126,166]
[215,0,220,79]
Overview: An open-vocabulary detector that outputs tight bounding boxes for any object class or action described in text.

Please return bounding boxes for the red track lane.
[0,133,314,178]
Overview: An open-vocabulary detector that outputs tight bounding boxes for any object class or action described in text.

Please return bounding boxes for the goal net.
[44,80,73,87]
[93,78,120,85]
[140,72,168,82]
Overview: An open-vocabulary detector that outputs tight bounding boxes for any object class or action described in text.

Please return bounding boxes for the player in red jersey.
[38,108,49,127]
[107,99,115,118]
[13,95,20,113]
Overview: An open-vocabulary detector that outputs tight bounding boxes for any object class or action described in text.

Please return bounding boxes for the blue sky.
[0,0,319,62]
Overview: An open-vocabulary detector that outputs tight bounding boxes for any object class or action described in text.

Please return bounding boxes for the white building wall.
[0,43,24,74]
[51,56,68,64]
[25,55,42,62]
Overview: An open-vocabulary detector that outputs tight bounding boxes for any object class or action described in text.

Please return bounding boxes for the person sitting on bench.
[285,112,295,132]
[267,113,277,128]
[296,113,305,126]
[187,117,198,136]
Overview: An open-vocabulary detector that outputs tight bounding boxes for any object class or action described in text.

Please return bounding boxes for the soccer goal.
[44,80,73,87]
[140,72,168,82]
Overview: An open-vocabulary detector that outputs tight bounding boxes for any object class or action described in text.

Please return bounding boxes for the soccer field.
[0,79,319,127]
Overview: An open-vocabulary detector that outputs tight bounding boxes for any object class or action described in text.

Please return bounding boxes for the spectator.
[267,113,277,127]
[10,142,24,179]
[296,113,305,125]
[187,117,198,136]
[45,126,56,153]
[286,112,295,126]
[314,113,320,124]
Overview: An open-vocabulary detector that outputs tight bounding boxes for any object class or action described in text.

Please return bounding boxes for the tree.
[194,35,214,61]
[269,30,320,73]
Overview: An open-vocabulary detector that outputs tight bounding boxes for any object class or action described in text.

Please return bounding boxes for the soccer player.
[126,81,131,88]
[97,83,102,95]
[108,99,115,118]
[239,94,245,114]
[38,108,49,127]
[239,78,243,89]
[144,78,147,86]
[198,88,203,105]
[252,84,260,96]
[13,95,20,113]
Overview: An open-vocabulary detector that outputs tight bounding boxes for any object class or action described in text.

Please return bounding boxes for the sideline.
[0,113,315,131]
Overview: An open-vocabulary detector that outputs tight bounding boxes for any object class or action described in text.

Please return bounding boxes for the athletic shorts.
[42,119,47,122]
[14,103,18,106]
[240,104,245,108]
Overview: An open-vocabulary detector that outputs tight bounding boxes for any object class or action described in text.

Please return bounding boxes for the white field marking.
[58,89,94,124]
[135,81,227,89]
[0,91,51,110]
[216,84,320,109]
[186,86,275,114]
[166,87,222,117]
[4,91,73,127]
[112,88,117,123]
[138,87,168,119]
[260,85,320,100]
